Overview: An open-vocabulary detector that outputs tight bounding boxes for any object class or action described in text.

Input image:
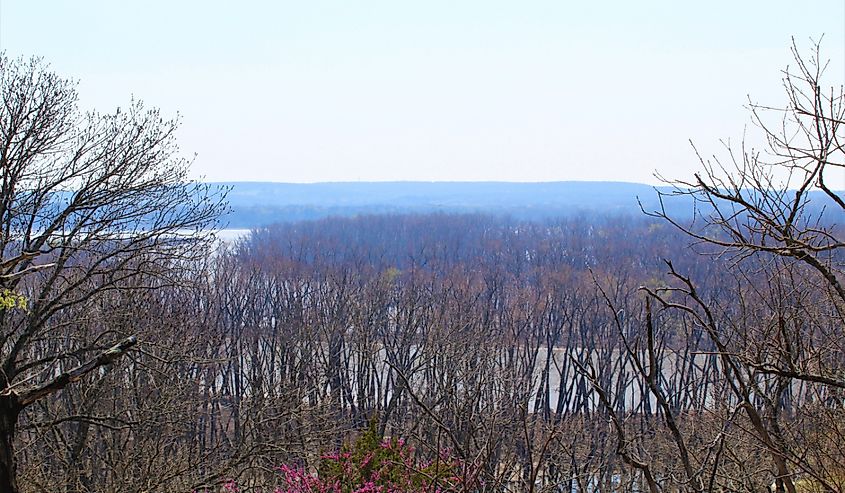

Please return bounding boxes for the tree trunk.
[0,395,21,493]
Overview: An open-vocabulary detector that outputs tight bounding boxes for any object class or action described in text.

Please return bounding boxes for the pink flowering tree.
[228,422,481,493]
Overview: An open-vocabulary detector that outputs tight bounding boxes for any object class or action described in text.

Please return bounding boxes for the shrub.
[227,422,476,493]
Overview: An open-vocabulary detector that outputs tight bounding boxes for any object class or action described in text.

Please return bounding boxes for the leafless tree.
[638,38,845,493]
[0,55,226,492]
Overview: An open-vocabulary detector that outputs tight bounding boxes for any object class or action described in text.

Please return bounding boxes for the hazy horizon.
[3,2,843,185]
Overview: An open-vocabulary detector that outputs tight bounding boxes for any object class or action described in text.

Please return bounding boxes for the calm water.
[215,229,251,243]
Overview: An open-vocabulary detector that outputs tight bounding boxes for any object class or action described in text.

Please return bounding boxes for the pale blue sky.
[2,1,843,184]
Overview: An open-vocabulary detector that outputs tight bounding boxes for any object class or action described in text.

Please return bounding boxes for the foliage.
[0,289,26,312]
[226,422,471,493]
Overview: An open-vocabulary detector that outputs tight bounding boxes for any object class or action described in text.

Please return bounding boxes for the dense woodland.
[9,210,845,493]
[2,43,845,493]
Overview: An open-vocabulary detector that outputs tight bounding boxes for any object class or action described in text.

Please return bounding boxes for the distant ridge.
[210,180,843,228]
[209,181,681,228]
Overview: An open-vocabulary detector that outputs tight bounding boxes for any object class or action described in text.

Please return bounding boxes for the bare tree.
[641,38,845,493]
[0,55,226,492]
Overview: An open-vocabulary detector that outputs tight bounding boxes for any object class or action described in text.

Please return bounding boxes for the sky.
[2,1,844,184]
